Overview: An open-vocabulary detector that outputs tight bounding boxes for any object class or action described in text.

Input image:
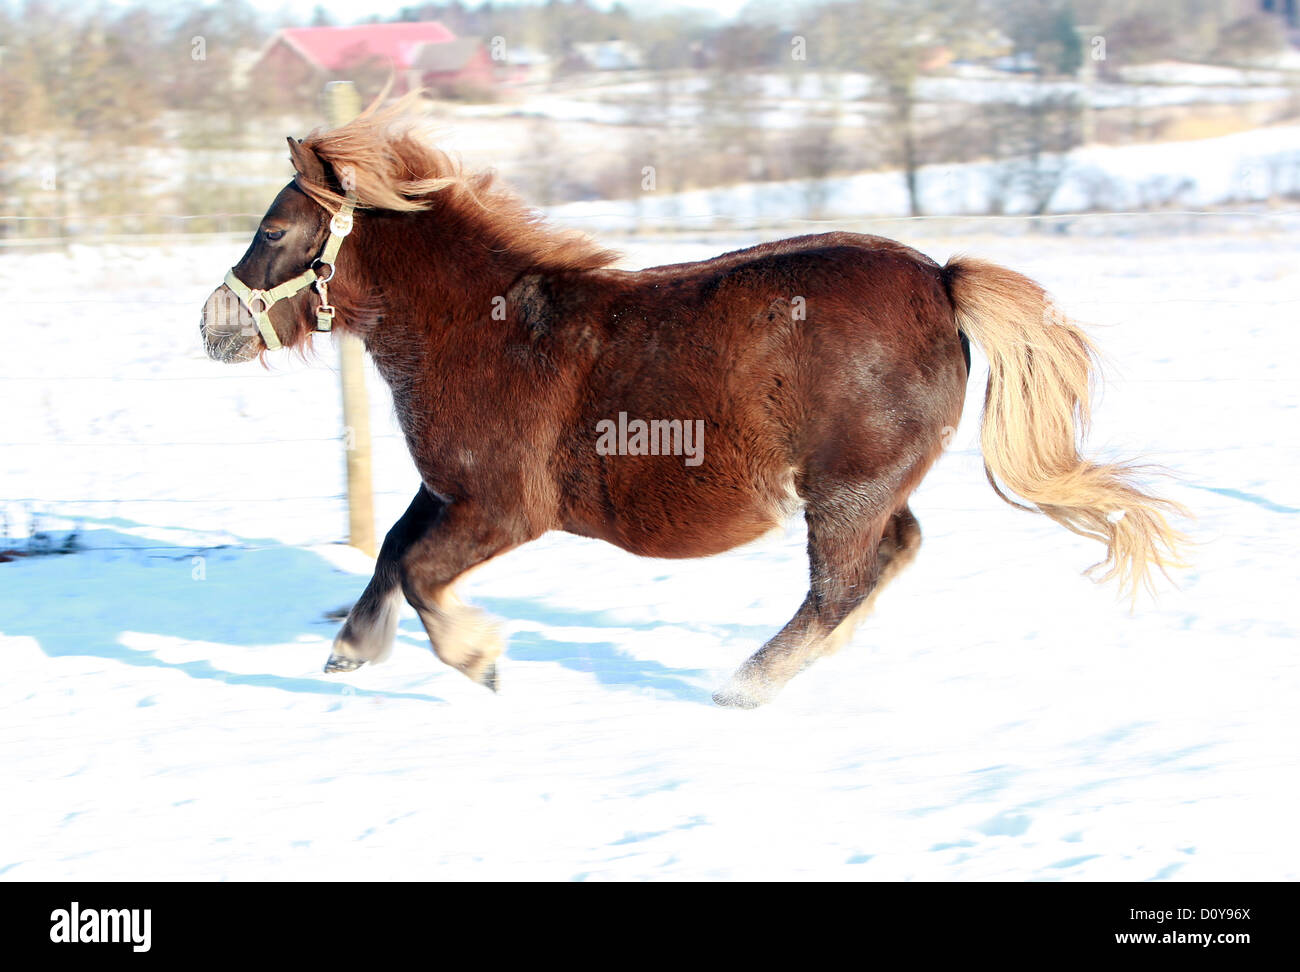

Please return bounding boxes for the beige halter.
[224,192,357,351]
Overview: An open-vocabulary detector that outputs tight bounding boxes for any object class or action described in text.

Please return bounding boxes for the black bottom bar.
[4,881,1288,960]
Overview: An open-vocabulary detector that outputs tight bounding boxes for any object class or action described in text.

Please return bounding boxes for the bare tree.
[815,0,979,217]
[790,115,840,219]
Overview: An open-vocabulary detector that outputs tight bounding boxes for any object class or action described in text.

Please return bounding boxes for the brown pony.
[200,99,1186,707]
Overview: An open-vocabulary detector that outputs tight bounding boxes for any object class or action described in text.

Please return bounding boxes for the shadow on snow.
[3,521,717,705]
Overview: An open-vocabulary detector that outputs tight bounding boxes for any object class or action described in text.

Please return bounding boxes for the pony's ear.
[287,137,327,185]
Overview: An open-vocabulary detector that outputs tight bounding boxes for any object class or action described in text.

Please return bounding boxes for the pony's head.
[200,95,617,362]
[200,139,347,362]
[199,96,464,362]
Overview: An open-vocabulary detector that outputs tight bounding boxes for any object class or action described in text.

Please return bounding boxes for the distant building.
[497,45,553,85]
[254,22,493,95]
[410,37,494,91]
[570,40,645,71]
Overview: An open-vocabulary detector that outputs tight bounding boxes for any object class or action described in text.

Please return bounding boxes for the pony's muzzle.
[201,284,261,363]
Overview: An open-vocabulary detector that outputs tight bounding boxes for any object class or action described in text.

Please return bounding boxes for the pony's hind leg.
[324,486,443,673]
[822,505,921,657]
[714,502,893,708]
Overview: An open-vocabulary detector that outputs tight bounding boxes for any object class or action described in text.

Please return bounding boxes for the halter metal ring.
[314,261,336,284]
[246,290,270,314]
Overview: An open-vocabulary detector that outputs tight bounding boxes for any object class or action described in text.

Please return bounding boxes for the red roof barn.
[255,22,491,95]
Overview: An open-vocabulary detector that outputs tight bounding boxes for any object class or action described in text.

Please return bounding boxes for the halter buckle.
[315,277,335,332]
[315,301,336,332]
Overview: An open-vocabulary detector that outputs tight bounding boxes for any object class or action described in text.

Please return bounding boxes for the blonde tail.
[944,257,1188,600]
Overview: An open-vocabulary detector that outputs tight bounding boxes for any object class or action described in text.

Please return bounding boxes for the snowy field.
[461,66,1296,131]
[551,123,1300,228]
[1,220,1297,881]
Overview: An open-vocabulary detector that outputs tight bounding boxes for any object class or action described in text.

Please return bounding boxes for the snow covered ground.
[1,221,1297,880]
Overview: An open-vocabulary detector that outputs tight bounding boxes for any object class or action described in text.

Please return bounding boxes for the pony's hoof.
[478,663,499,693]
[324,654,365,674]
[712,683,767,709]
[713,670,774,708]
[712,689,762,709]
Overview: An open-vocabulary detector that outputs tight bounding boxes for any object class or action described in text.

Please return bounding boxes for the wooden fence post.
[324,81,375,557]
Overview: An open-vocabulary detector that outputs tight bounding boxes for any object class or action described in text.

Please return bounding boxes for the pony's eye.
[264,228,286,242]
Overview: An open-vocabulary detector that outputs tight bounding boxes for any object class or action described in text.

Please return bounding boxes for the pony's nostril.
[202,285,247,331]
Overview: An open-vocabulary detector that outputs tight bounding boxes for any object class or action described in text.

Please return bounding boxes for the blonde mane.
[297,93,618,273]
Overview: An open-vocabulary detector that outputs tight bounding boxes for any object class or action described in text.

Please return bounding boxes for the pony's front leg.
[324,486,444,673]
[397,496,530,691]
[403,584,506,691]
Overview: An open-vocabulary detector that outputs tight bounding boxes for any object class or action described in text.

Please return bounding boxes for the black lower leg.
[324,486,447,672]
